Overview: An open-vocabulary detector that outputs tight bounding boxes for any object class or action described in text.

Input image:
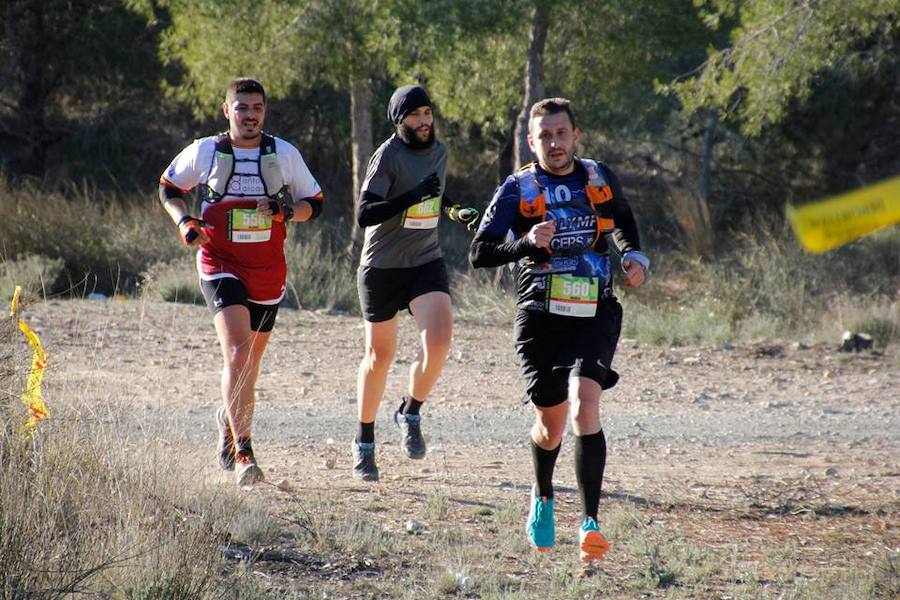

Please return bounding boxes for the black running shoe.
[216,406,235,471]
[394,410,426,459]
[351,439,379,482]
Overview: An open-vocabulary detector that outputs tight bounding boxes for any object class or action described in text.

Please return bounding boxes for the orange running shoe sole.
[580,530,610,561]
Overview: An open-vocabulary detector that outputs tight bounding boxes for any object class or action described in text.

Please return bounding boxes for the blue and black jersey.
[470,160,644,314]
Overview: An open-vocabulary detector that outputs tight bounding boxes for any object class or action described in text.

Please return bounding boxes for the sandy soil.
[21,298,900,598]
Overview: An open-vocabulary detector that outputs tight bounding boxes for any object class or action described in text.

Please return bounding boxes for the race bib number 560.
[548,274,598,317]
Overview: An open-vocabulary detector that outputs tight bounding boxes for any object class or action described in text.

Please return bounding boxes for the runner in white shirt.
[159,78,324,487]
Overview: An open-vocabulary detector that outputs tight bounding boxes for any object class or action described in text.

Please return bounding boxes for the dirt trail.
[23,298,900,598]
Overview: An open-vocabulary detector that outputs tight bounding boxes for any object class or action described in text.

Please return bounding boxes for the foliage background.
[1,0,898,342]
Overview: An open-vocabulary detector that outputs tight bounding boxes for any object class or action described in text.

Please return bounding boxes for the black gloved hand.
[177,215,212,245]
[416,172,441,200]
[267,198,295,223]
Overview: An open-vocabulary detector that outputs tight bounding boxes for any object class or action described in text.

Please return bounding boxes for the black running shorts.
[514,298,623,408]
[357,258,451,323]
[200,277,279,333]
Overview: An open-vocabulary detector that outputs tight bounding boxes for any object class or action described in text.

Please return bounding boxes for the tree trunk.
[695,109,718,256]
[347,77,373,256]
[497,109,518,182]
[7,0,51,175]
[513,0,549,170]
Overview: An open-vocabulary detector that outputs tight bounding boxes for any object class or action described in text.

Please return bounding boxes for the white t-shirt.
[162,134,321,202]
[160,134,322,304]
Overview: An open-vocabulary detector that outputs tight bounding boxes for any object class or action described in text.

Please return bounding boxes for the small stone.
[405,519,424,534]
[275,479,293,492]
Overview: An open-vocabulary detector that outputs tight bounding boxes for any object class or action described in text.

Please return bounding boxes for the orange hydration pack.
[515,158,616,236]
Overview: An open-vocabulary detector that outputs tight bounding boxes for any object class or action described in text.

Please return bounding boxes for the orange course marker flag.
[9,286,50,432]
[786,175,900,253]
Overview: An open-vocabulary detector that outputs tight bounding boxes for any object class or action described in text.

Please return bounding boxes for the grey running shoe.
[352,440,379,482]
[216,406,235,471]
[234,441,264,487]
[394,410,426,459]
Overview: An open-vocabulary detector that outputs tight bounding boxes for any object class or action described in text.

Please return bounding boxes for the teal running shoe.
[352,439,379,482]
[579,517,610,561]
[526,485,554,552]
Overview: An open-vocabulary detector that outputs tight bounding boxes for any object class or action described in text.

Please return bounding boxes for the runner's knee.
[532,418,565,447]
[422,325,452,356]
[223,343,253,371]
[363,340,396,371]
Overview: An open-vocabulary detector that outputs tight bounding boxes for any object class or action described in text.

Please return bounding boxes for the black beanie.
[387,85,432,125]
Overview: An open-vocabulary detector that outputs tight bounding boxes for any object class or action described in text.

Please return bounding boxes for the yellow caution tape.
[9,286,49,433]
[787,175,900,253]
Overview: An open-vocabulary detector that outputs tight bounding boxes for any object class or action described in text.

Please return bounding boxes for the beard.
[239,121,261,140]
[398,122,436,149]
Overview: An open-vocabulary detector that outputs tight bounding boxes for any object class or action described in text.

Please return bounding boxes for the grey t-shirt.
[359,134,448,268]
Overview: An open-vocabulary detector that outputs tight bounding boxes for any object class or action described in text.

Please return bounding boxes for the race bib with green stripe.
[402,196,441,230]
[228,208,272,243]
[548,274,599,317]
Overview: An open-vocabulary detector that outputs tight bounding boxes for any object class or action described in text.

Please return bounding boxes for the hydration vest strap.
[258,134,286,198]
[205,133,235,201]
[515,163,547,219]
[515,159,616,232]
[579,158,615,233]
[205,132,287,202]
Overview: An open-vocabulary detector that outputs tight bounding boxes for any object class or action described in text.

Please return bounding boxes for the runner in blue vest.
[470,98,649,561]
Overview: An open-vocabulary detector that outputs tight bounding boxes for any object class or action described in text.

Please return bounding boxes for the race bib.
[402,196,441,229]
[548,274,599,317]
[228,208,272,243]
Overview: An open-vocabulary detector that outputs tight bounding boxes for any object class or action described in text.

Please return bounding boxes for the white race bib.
[402,196,441,229]
[228,208,272,243]
[548,274,598,317]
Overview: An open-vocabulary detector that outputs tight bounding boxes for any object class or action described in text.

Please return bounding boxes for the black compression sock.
[356,421,375,444]
[575,429,607,520]
[531,440,561,498]
[400,396,424,415]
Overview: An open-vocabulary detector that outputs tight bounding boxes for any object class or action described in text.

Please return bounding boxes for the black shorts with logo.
[200,277,279,333]
[514,297,623,408]
[357,258,451,323]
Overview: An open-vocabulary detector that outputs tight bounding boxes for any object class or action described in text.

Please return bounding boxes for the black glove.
[177,215,212,245]
[267,199,295,223]
[268,187,295,223]
[416,172,441,200]
[446,205,480,232]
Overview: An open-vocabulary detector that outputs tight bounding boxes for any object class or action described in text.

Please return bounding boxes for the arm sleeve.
[470,231,545,268]
[356,186,429,227]
[158,181,188,204]
[468,176,549,268]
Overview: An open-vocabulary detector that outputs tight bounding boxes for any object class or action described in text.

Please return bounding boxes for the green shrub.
[0,254,64,303]
[0,179,180,297]
[140,256,204,305]
[283,225,358,312]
